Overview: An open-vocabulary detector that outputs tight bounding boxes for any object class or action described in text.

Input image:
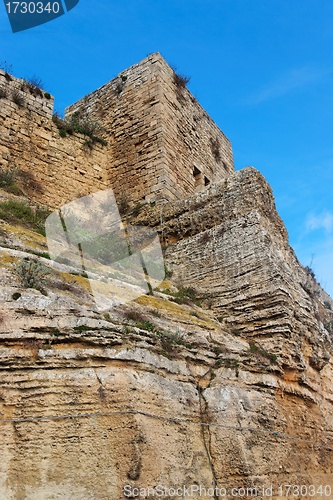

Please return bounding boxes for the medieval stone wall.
[0,69,54,119]
[158,55,233,200]
[67,53,166,204]
[0,71,110,209]
[0,54,234,210]
[66,53,234,203]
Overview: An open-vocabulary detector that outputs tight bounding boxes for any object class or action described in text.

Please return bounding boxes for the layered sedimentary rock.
[0,166,332,499]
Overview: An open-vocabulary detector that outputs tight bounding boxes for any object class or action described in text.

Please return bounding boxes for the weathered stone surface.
[135,167,333,366]
[1,53,333,500]
[0,164,333,498]
[67,53,234,204]
[0,75,109,209]
[0,54,233,211]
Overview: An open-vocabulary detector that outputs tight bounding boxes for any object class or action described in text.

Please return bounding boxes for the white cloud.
[306,211,333,234]
[246,66,329,105]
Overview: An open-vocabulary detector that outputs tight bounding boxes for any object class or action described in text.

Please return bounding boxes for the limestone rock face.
[0,167,333,499]
[138,167,333,367]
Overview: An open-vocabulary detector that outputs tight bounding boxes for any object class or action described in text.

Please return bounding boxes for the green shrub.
[173,72,190,88]
[68,111,102,137]
[11,89,25,107]
[212,345,223,355]
[223,358,239,369]
[81,230,132,265]
[137,320,156,331]
[23,76,44,97]
[0,166,21,194]
[73,325,91,332]
[53,111,107,147]
[118,192,130,215]
[155,330,184,352]
[13,258,50,293]
[190,311,200,318]
[164,265,173,278]
[0,199,50,235]
[103,313,113,322]
[249,342,277,364]
[0,199,32,221]
[123,310,160,332]
[178,286,197,299]
[28,249,50,260]
[158,285,200,305]
[305,266,315,279]
[171,286,200,305]
[52,112,66,128]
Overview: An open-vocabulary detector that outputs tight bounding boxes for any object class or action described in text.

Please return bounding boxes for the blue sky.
[1,0,333,296]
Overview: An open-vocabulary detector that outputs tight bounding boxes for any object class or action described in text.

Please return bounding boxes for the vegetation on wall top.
[172,67,191,102]
[0,61,52,104]
[52,111,108,148]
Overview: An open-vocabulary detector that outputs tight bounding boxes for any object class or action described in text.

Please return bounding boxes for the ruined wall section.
[0,69,54,119]
[0,72,110,209]
[66,54,166,205]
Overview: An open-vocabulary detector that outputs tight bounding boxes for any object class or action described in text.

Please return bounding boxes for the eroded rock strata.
[0,167,332,499]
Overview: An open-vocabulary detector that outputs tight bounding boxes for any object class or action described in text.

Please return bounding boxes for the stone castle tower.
[0,53,234,208]
[66,53,234,203]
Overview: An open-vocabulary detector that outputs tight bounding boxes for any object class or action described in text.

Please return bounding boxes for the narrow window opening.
[193,166,203,191]
[193,165,201,179]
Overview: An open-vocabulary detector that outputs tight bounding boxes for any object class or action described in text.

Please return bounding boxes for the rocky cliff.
[0,167,332,499]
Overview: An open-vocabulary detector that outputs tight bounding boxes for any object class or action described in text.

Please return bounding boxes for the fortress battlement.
[0,53,234,209]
